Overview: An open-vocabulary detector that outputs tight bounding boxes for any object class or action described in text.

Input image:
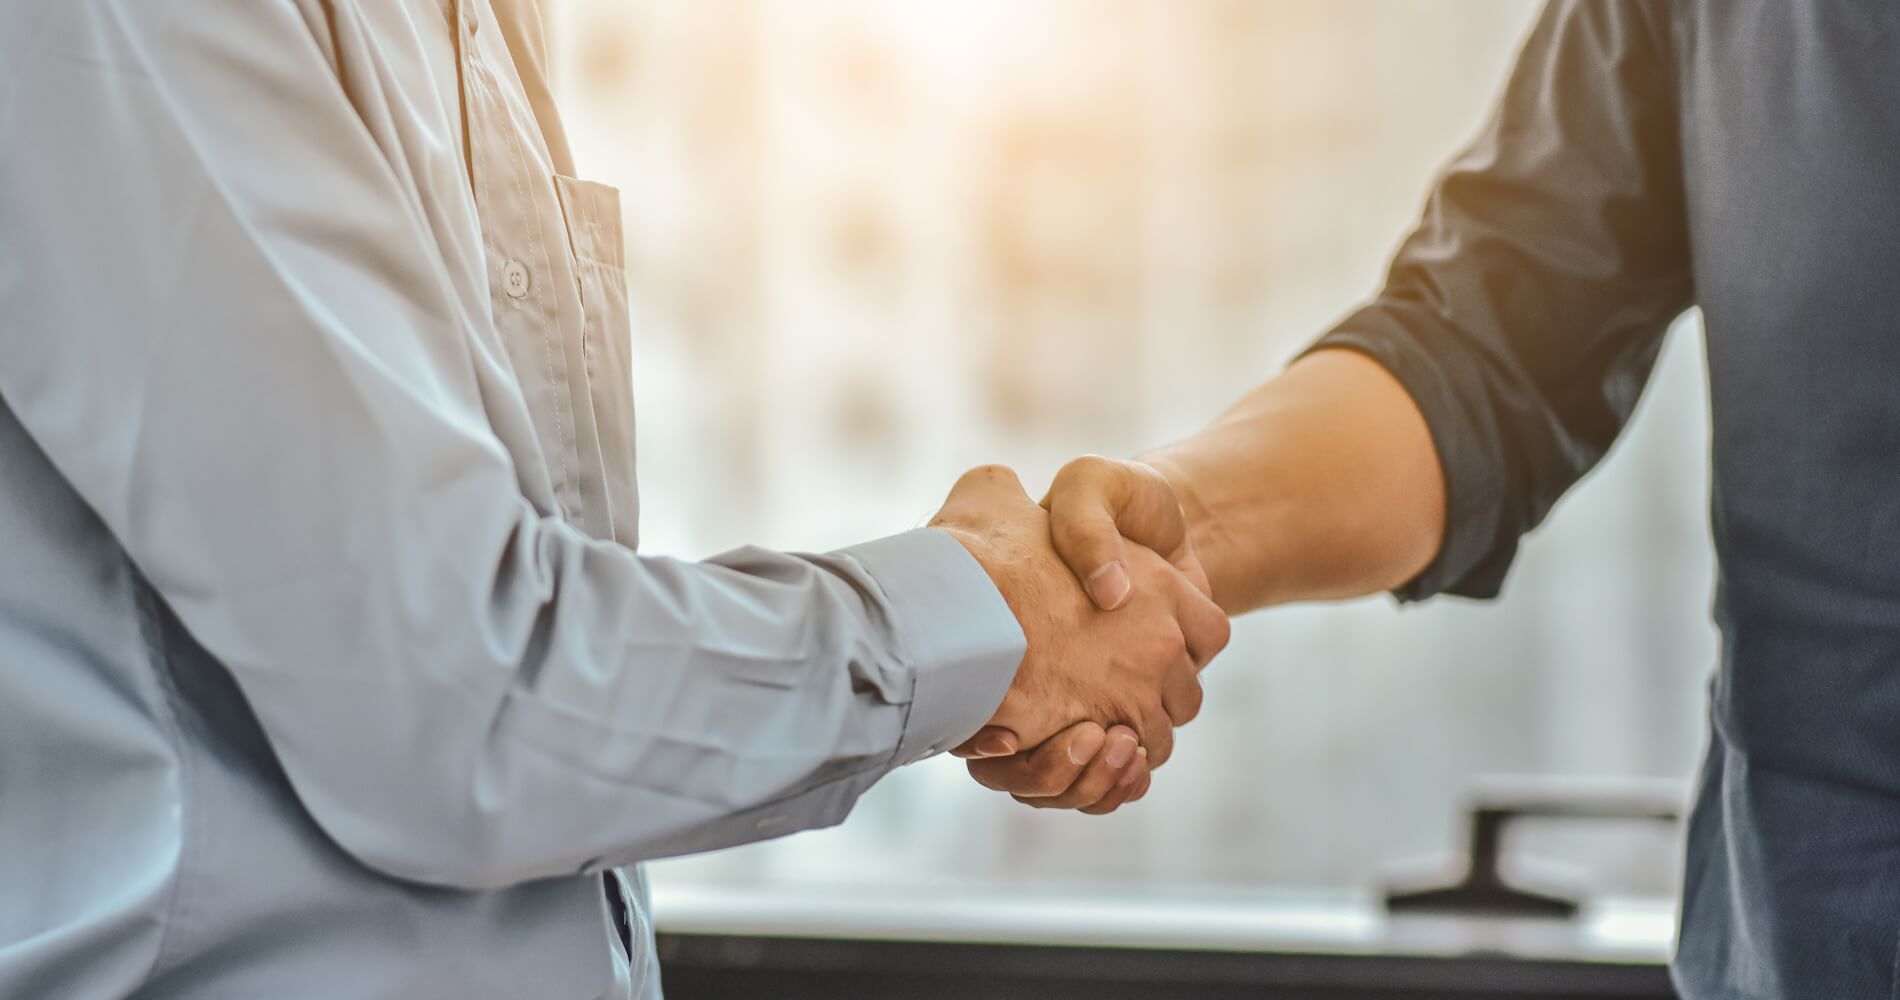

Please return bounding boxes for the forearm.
[1140,349,1446,614]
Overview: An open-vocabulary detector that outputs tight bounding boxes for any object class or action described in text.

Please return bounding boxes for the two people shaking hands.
[31,2,1891,999]
[930,349,1443,816]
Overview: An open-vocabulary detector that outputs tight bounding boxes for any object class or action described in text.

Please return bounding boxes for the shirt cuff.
[837,528,1027,767]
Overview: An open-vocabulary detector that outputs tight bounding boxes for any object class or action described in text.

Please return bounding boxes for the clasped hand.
[931,459,1228,815]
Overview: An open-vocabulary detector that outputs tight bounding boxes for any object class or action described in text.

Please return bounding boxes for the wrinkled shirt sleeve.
[0,4,1023,889]
[1306,0,1695,600]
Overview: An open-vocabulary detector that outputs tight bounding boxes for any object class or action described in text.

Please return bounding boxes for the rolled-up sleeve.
[1305,0,1694,600]
[0,3,1023,889]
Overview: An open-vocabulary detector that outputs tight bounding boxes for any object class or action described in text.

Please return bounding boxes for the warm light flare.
[877,0,1049,87]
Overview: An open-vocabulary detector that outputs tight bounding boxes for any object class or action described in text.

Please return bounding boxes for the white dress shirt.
[0,2,1027,997]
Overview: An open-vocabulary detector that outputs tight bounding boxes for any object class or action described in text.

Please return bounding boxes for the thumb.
[1044,456,1189,610]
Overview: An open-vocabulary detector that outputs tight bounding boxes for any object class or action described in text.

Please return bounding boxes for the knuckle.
[1062,454,1117,483]
[1183,600,1231,655]
[1130,623,1176,662]
[1208,615,1233,654]
[1179,695,1204,726]
[1145,726,1175,764]
[957,463,1017,491]
[1169,687,1204,726]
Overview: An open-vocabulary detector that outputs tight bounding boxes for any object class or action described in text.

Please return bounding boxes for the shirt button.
[503,260,530,299]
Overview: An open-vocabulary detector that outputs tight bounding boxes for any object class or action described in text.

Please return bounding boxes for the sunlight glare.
[879,0,1046,88]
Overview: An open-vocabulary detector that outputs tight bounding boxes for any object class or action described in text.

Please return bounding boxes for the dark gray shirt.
[1313,2,1900,996]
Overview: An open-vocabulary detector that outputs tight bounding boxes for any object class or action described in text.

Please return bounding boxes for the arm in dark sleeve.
[1308,0,1694,600]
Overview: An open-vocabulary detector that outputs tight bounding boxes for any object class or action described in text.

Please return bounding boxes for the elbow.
[284,747,547,891]
[329,836,516,893]
[308,791,528,891]
[286,741,706,891]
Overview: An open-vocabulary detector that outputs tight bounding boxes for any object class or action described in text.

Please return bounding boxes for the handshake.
[930,457,1231,816]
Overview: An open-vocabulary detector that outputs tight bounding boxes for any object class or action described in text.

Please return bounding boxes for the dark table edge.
[655,931,1676,997]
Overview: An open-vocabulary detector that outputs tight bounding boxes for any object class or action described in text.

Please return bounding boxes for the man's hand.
[930,465,1228,769]
[946,457,1214,813]
[945,352,1450,813]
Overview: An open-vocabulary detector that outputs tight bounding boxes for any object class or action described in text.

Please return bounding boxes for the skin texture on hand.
[930,465,1229,770]
[957,351,1446,813]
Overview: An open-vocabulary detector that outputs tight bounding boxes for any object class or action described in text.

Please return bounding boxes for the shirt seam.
[127,567,197,986]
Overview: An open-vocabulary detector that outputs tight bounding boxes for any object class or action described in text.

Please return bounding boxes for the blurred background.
[548,0,1715,905]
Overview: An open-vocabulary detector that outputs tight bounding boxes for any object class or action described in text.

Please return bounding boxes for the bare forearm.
[1139,349,1446,614]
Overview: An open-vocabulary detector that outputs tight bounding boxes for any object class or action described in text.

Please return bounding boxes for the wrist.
[1135,450,1273,613]
[1134,450,1219,555]
[929,524,1035,634]
[1133,454,1209,544]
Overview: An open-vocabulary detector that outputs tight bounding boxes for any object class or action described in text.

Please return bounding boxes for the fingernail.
[973,733,1017,758]
[1067,727,1107,766]
[1104,732,1138,769]
[1118,755,1144,787]
[1087,562,1131,609]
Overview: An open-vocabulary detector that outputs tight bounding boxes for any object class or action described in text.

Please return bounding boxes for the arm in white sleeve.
[0,3,1024,888]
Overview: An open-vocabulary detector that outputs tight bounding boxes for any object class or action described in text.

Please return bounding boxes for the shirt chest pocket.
[553,174,640,546]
